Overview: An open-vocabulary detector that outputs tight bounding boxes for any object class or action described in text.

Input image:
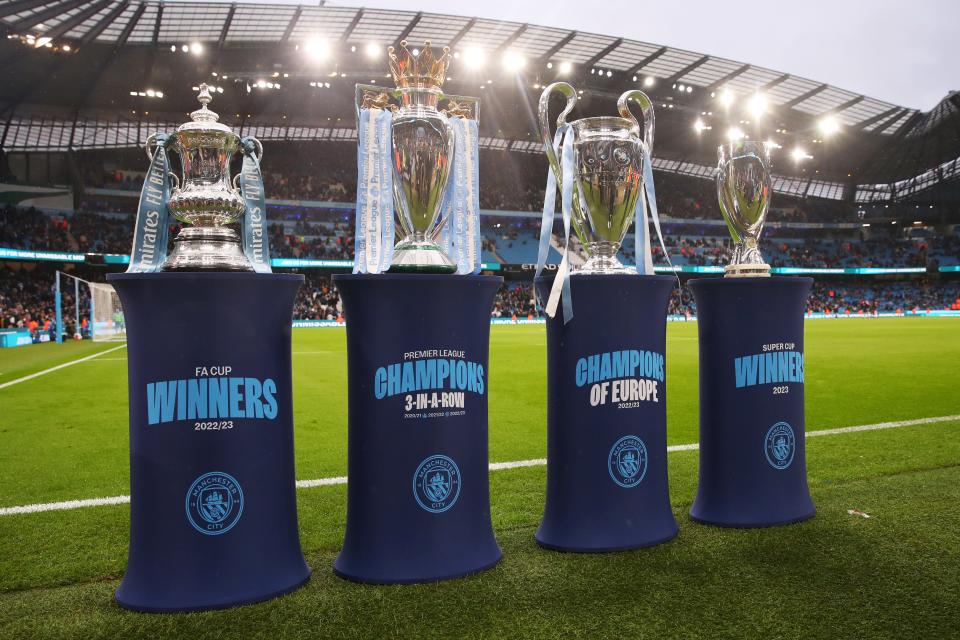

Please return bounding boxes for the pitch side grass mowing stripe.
[2,413,956,518]
[0,344,127,390]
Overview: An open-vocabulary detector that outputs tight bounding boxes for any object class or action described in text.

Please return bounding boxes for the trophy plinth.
[157,84,254,272]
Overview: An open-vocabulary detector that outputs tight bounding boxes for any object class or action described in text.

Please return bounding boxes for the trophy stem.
[575,242,632,275]
[163,227,253,272]
[724,239,770,278]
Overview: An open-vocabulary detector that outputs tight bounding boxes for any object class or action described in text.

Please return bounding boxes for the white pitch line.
[0,344,127,390]
[1,414,957,518]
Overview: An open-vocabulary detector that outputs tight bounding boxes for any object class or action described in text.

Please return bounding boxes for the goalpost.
[89,282,126,342]
[54,272,126,343]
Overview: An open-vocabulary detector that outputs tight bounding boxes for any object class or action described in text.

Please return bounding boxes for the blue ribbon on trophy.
[354,107,395,274]
[442,116,481,275]
[636,143,675,279]
[239,137,272,274]
[535,124,574,323]
[127,133,173,273]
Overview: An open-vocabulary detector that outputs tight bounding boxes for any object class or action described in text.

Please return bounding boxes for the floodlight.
[463,47,485,69]
[727,127,745,141]
[503,50,526,72]
[304,38,330,61]
[748,93,767,118]
[818,115,840,136]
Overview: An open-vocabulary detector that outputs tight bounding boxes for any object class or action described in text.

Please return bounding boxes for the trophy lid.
[388,40,451,90]
[177,83,234,135]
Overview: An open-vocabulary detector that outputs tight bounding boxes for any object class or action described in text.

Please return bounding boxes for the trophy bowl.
[717,140,772,277]
[539,83,655,275]
[389,83,457,273]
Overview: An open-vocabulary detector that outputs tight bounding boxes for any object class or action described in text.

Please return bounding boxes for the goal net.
[89,283,126,342]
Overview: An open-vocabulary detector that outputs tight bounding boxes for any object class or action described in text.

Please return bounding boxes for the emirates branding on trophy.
[717,140,772,277]
[127,84,271,273]
[353,40,481,275]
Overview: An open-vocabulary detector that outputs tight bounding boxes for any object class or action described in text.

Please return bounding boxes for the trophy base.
[724,263,771,278]
[388,238,457,274]
[573,253,633,275]
[162,227,253,272]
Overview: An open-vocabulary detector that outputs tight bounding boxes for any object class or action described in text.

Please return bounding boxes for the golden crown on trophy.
[388,40,451,89]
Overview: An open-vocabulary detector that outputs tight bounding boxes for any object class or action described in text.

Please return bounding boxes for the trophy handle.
[244,137,264,161]
[144,133,162,161]
[169,172,180,194]
[617,90,655,155]
[538,82,578,186]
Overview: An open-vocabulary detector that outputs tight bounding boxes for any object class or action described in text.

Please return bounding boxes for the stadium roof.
[0,0,958,199]
[0,0,919,134]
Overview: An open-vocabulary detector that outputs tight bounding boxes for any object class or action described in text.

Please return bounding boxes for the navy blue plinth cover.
[331,274,503,583]
[688,276,815,527]
[107,272,310,612]
[534,275,678,552]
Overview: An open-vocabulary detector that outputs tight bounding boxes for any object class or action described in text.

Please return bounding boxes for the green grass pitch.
[0,318,958,638]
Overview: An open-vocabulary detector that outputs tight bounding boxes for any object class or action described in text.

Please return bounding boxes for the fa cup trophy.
[145,84,264,271]
[717,140,772,277]
[538,82,655,274]
[353,41,481,274]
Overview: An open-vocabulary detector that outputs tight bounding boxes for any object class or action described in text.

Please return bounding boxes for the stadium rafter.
[0,0,957,202]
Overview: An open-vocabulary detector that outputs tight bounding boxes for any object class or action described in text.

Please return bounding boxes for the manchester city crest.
[608,435,648,488]
[185,471,244,535]
[413,454,461,513]
[764,422,796,470]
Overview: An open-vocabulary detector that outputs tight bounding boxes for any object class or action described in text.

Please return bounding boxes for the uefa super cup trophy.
[538,82,655,274]
[717,140,772,277]
[147,84,262,271]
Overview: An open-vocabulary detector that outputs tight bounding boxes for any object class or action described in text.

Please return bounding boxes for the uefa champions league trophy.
[717,140,772,277]
[538,82,655,274]
[146,84,262,271]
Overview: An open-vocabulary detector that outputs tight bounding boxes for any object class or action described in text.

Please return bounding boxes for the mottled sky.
[240,0,956,110]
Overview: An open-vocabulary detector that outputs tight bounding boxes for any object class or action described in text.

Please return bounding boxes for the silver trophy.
[355,41,479,273]
[538,82,655,274]
[717,140,772,277]
[147,84,261,271]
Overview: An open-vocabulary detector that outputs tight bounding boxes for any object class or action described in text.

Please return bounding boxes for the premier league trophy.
[687,140,814,527]
[351,40,481,274]
[106,84,310,611]
[331,42,501,583]
[145,84,263,271]
[532,83,678,552]
[717,140,772,277]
